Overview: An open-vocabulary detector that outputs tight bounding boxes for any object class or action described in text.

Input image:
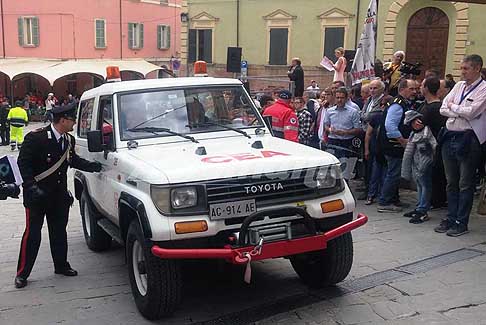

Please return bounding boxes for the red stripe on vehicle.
[17,208,31,276]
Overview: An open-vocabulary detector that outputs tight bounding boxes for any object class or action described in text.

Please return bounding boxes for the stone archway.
[383,0,469,77]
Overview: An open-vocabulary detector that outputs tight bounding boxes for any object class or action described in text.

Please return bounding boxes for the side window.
[78,98,95,138]
[97,95,114,148]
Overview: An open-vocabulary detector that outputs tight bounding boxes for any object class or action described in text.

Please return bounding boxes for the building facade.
[181,0,486,92]
[0,0,182,99]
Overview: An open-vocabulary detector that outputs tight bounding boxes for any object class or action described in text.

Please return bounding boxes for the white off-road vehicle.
[73,76,367,320]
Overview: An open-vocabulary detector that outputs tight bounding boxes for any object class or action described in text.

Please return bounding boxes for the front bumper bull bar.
[151,211,367,265]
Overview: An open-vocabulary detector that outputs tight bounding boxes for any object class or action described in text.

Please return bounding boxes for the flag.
[0,155,23,185]
[351,0,377,84]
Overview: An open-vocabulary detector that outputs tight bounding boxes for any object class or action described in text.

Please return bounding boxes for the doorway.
[406,7,449,78]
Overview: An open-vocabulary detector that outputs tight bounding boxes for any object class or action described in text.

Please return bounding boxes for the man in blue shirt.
[377,79,415,213]
[321,87,362,179]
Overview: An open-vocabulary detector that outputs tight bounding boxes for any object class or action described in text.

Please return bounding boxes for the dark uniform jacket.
[377,96,411,158]
[18,125,98,205]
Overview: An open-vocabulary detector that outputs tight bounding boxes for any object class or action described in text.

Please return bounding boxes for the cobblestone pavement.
[1,123,486,324]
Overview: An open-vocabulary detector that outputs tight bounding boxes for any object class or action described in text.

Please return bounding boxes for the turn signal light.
[175,220,208,234]
[320,199,344,213]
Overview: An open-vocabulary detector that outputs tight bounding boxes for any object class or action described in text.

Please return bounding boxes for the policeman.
[14,102,102,289]
[7,100,28,150]
[262,90,299,142]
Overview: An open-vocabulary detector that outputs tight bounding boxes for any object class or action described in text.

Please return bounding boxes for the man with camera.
[14,102,102,289]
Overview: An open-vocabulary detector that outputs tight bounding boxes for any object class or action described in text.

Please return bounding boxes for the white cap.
[48,92,54,96]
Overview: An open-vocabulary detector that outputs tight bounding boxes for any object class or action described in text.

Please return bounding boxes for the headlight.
[171,186,198,209]
[151,186,171,213]
[316,165,342,189]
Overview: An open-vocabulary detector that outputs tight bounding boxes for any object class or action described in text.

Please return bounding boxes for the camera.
[399,61,422,76]
[0,181,20,200]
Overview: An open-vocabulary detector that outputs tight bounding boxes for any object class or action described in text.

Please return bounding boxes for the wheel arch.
[119,192,153,242]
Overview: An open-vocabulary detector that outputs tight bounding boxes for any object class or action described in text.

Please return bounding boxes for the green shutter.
[139,23,144,49]
[166,25,170,49]
[32,17,39,46]
[96,20,105,48]
[128,23,134,49]
[18,17,24,46]
[157,25,162,49]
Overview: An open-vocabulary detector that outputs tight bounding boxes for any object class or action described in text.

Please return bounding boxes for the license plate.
[209,199,257,220]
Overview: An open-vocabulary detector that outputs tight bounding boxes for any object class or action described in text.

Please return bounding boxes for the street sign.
[241,60,248,81]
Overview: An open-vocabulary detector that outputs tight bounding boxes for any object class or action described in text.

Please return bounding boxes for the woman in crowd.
[332,47,347,83]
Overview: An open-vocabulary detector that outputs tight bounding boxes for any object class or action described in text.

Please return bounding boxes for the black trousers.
[16,199,71,278]
[0,126,9,145]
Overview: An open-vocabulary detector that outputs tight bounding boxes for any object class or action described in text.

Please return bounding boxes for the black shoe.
[409,212,429,224]
[14,276,27,288]
[446,224,469,237]
[403,209,417,218]
[55,267,78,276]
[434,220,451,233]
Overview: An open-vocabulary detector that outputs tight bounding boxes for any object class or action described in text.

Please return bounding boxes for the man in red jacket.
[263,90,299,142]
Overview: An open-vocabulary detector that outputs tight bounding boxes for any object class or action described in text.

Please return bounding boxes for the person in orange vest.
[263,90,299,142]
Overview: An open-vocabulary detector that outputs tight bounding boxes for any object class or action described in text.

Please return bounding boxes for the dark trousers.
[0,125,9,145]
[16,200,71,278]
[379,155,402,206]
[442,132,481,227]
[431,151,447,208]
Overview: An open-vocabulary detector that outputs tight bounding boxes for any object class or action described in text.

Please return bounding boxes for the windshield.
[118,86,264,140]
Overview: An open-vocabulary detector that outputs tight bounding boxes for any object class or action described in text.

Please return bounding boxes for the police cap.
[15,100,23,107]
[52,102,77,119]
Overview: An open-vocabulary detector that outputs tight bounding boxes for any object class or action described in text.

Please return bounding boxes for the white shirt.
[440,77,486,134]
[45,99,55,111]
[51,125,66,149]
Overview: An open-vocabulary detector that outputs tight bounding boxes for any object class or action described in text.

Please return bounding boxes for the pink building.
[0,0,181,101]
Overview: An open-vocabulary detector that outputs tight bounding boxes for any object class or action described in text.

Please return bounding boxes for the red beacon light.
[193,60,208,77]
[106,66,121,82]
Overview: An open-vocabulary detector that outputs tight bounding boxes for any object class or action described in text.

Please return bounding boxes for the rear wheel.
[126,221,182,320]
[290,232,353,288]
[80,191,112,252]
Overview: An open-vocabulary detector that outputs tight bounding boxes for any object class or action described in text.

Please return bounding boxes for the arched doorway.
[406,7,449,78]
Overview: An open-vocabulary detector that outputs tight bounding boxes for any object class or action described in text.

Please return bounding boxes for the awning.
[0,58,163,85]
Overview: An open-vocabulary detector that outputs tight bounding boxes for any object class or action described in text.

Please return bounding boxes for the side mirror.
[87,130,103,152]
[262,115,274,136]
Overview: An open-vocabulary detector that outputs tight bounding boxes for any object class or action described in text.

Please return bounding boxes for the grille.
[205,168,343,207]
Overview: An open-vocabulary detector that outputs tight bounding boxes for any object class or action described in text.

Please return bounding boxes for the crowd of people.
[0,92,79,150]
[260,52,486,237]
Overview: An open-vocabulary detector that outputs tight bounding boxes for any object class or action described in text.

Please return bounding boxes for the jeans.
[367,156,385,198]
[379,155,402,206]
[442,132,481,227]
[416,167,432,213]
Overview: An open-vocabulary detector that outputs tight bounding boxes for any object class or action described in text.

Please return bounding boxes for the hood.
[125,135,339,184]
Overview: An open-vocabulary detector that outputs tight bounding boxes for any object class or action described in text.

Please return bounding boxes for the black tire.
[80,191,112,252]
[126,220,182,320]
[290,232,353,288]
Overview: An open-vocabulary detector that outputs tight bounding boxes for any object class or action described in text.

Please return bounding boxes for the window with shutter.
[188,29,197,63]
[95,19,106,48]
[128,22,143,49]
[323,27,345,59]
[269,28,288,65]
[157,25,170,49]
[18,17,40,47]
[188,29,212,63]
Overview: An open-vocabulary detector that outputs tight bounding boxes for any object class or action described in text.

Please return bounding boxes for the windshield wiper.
[194,121,251,139]
[127,127,199,143]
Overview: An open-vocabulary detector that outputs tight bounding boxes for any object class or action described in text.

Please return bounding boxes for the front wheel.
[290,232,353,288]
[126,221,182,320]
[80,191,112,252]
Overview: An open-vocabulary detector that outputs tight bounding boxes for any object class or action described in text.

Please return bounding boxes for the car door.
[90,95,120,222]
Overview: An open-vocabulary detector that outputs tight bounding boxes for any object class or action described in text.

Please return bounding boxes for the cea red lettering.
[201,151,290,163]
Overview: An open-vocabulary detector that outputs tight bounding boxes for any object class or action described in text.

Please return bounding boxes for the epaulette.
[32,127,45,133]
